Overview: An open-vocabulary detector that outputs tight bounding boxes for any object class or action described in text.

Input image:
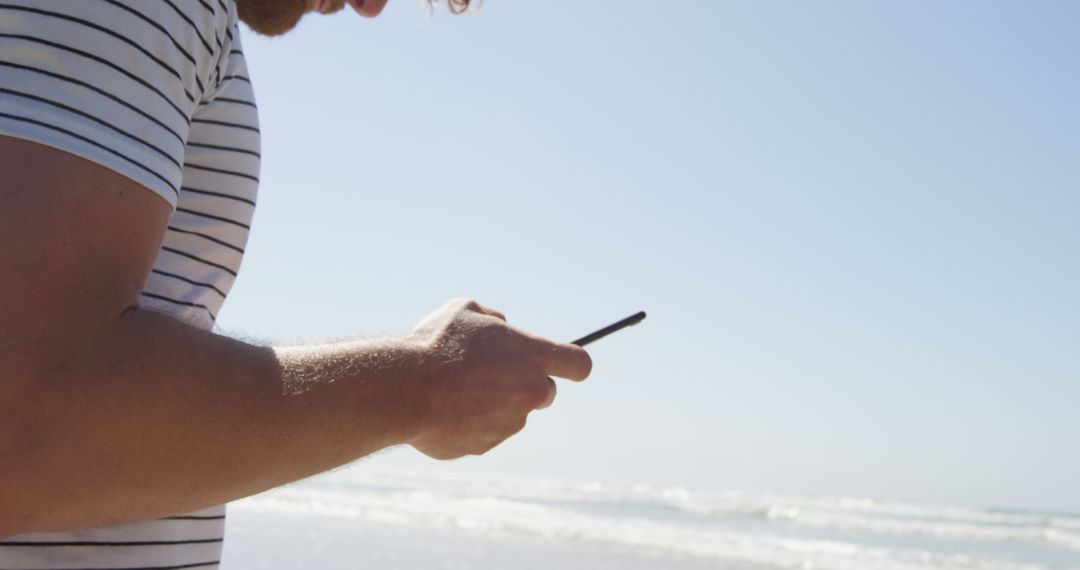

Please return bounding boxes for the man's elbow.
[0,495,29,540]
[0,353,62,539]
[0,439,38,539]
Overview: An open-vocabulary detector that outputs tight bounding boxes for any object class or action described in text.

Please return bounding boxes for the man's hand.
[406,299,592,460]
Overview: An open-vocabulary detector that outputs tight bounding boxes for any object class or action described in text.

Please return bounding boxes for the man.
[0,1,591,568]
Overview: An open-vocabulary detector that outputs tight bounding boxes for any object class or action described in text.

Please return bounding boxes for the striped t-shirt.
[1,0,260,568]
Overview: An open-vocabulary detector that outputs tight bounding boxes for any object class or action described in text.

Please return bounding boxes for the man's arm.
[0,137,591,538]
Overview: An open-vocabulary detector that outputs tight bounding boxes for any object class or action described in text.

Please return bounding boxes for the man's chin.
[236,0,307,37]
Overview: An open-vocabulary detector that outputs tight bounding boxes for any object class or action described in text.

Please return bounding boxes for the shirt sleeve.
[0,0,223,209]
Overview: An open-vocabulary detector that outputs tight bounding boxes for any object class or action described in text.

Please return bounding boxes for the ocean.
[221,465,1080,569]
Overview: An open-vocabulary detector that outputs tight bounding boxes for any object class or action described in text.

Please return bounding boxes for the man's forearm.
[0,144,591,539]
[0,306,425,537]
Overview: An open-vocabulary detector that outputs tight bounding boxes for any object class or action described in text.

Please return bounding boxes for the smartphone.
[572,311,647,347]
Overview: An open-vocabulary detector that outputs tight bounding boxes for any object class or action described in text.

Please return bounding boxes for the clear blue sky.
[217,0,1080,513]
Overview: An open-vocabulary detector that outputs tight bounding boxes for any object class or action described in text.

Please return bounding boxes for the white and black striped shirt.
[1,0,259,568]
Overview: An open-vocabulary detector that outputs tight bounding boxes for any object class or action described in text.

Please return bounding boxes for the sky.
[217,0,1080,513]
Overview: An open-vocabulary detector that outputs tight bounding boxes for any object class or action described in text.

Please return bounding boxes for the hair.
[237,0,482,37]
[236,0,307,36]
[427,0,482,15]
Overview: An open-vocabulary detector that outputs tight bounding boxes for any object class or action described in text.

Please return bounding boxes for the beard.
[236,0,307,36]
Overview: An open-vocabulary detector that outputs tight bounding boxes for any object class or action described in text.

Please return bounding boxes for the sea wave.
[233,467,1077,570]
[238,489,1046,570]
[289,467,1080,553]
